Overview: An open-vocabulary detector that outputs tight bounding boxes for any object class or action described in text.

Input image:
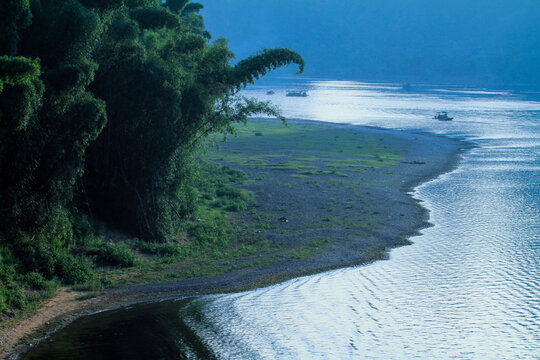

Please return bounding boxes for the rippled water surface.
[25,82,540,359]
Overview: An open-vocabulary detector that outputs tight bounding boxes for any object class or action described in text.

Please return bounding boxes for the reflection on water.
[23,300,217,360]
[25,82,540,359]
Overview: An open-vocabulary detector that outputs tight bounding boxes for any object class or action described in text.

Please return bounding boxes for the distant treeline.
[0,0,303,312]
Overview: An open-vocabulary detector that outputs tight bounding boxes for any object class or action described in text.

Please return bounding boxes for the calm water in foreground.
[25,81,540,359]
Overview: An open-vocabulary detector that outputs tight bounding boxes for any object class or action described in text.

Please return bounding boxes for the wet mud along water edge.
[4,118,468,358]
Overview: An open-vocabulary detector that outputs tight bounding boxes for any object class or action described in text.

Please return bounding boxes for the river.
[24,81,540,359]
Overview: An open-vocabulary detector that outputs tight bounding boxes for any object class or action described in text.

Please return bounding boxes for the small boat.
[433,111,453,121]
[266,90,275,95]
[286,90,308,97]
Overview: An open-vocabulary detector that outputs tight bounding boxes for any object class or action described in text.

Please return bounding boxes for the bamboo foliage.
[0,0,304,283]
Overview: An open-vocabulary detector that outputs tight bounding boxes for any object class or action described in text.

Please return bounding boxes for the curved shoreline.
[2,121,472,359]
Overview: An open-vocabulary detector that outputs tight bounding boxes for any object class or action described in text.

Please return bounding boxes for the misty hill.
[201,0,540,88]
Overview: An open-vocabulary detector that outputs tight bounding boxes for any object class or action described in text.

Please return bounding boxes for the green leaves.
[45,59,98,93]
[182,3,204,16]
[164,0,190,14]
[36,1,102,67]
[231,48,305,90]
[130,7,180,30]
[125,0,161,8]
[81,1,305,242]
[0,1,111,288]
[0,0,305,291]
[78,0,124,11]
[0,55,40,90]
[0,0,32,55]
[0,56,43,131]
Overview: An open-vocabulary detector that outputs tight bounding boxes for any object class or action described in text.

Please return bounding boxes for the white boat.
[433,111,453,121]
[286,90,308,97]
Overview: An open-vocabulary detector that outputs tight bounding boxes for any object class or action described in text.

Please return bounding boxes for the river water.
[24,81,540,359]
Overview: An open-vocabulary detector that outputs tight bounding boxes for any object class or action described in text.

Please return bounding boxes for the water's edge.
[7,123,471,359]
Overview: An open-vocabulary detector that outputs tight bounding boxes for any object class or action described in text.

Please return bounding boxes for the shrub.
[0,263,28,312]
[71,276,113,291]
[0,288,7,314]
[72,212,105,246]
[86,242,137,268]
[23,271,47,290]
[0,283,27,311]
[0,263,16,284]
[8,285,27,310]
[187,221,228,247]
[214,185,255,211]
[136,241,182,257]
[11,232,59,279]
[220,165,248,183]
[55,255,94,285]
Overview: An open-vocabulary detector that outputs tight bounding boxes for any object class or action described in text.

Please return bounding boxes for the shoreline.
[1,120,471,358]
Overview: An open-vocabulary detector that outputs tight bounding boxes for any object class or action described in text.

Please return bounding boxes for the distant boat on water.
[266,90,275,95]
[433,111,453,121]
[286,90,308,97]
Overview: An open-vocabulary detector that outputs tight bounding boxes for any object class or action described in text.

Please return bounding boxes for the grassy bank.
[64,120,407,290]
[1,119,403,324]
[2,119,467,356]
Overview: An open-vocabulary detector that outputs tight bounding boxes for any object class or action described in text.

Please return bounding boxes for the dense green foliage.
[0,0,303,315]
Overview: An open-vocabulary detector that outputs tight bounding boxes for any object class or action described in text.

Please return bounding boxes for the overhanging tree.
[0,0,305,285]
[83,2,304,241]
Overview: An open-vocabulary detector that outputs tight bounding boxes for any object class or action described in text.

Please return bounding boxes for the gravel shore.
[2,120,471,358]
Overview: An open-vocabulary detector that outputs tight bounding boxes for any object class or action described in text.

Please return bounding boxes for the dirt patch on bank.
[1,289,93,356]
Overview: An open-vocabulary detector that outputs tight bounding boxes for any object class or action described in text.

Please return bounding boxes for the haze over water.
[25,81,540,359]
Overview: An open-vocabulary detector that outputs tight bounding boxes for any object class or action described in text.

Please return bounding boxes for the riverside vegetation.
[82,119,405,294]
[2,117,407,331]
[0,0,305,322]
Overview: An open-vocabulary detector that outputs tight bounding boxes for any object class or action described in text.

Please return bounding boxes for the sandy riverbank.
[2,119,470,358]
